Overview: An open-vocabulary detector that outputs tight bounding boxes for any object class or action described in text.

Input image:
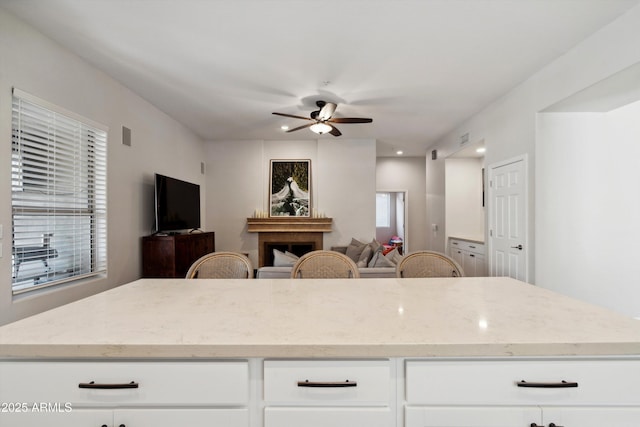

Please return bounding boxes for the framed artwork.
[269,159,311,217]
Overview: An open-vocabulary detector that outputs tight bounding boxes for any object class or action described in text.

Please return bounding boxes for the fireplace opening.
[265,243,315,266]
[247,218,332,267]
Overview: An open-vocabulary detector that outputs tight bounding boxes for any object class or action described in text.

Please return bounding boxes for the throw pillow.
[345,238,367,262]
[356,245,373,267]
[384,247,404,265]
[368,248,396,267]
[273,249,299,267]
[285,250,299,259]
[368,238,383,255]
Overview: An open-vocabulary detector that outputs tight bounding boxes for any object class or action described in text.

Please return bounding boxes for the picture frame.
[269,159,311,217]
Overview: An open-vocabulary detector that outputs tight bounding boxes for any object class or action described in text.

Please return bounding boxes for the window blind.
[11,89,107,294]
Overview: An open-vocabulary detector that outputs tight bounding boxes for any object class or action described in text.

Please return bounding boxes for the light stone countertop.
[1,277,640,359]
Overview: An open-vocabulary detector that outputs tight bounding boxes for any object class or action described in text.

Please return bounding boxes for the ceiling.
[2,0,639,157]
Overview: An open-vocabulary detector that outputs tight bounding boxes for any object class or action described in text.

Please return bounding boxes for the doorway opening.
[376,191,407,254]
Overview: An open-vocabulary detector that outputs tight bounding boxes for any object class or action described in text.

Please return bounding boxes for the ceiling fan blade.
[287,122,314,133]
[272,112,313,121]
[318,102,337,121]
[327,117,373,124]
[329,125,342,137]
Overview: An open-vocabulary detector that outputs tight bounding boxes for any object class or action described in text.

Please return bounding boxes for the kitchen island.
[1,277,640,426]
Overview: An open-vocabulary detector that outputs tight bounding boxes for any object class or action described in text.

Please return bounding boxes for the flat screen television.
[154,173,201,233]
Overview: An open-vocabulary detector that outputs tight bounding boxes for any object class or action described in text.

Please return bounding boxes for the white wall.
[205,139,377,266]
[425,3,640,310]
[537,101,640,318]
[376,157,427,252]
[0,10,206,325]
[445,158,485,244]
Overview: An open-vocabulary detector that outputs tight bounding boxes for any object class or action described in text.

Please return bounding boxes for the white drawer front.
[115,408,249,427]
[0,409,111,427]
[450,239,484,254]
[406,358,640,405]
[264,359,390,405]
[461,241,484,254]
[406,406,541,427]
[543,407,640,426]
[0,408,249,427]
[265,407,392,427]
[0,360,249,406]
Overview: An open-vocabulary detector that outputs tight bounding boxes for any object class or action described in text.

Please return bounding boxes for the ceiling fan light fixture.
[310,122,332,135]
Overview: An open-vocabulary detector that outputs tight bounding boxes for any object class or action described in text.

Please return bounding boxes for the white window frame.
[11,88,108,294]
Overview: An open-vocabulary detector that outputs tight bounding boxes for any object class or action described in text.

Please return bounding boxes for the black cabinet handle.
[530,424,541,427]
[79,381,139,389]
[549,424,564,427]
[517,380,578,388]
[297,379,357,388]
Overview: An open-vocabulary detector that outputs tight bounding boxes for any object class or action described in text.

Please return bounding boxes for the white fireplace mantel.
[246,217,332,233]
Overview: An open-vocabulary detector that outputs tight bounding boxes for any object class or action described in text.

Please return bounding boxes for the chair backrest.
[396,250,464,278]
[186,252,254,279]
[291,250,361,279]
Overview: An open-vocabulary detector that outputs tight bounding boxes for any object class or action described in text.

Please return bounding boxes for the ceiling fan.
[272,101,373,137]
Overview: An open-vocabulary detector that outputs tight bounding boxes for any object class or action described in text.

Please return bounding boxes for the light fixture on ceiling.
[281,125,289,131]
[396,150,404,155]
[476,147,486,154]
[310,122,332,135]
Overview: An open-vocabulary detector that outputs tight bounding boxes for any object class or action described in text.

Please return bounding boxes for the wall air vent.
[460,132,470,146]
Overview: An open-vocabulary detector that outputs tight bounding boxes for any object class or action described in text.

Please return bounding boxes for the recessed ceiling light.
[396,150,403,155]
[476,147,486,153]
[281,125,289,131]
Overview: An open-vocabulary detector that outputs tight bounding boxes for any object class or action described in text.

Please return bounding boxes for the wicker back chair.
[291,250,360,279]
[396,250,464,278]
[186,252,254,279]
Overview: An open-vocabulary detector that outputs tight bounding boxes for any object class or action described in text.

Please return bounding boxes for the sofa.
[256,238,403,279]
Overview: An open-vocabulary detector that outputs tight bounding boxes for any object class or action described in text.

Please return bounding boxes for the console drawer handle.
[517,380,578,388]
[297,379,357,388]
[78,380,139,389]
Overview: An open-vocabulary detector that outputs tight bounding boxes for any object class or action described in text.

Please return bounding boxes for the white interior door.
[488,156,527,281]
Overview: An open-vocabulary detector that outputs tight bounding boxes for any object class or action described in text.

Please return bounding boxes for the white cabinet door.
[543,407,640,426]
[474,254,487,276]
[265,407,392,427]
[114,408,249,427]
[0,408,111,427]
[406,406,541,427]
[464,252,478,276]
[451,249,465,272]
[449,239,485,277]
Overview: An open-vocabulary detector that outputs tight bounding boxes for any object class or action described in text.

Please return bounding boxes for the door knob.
[511,244,523,250]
